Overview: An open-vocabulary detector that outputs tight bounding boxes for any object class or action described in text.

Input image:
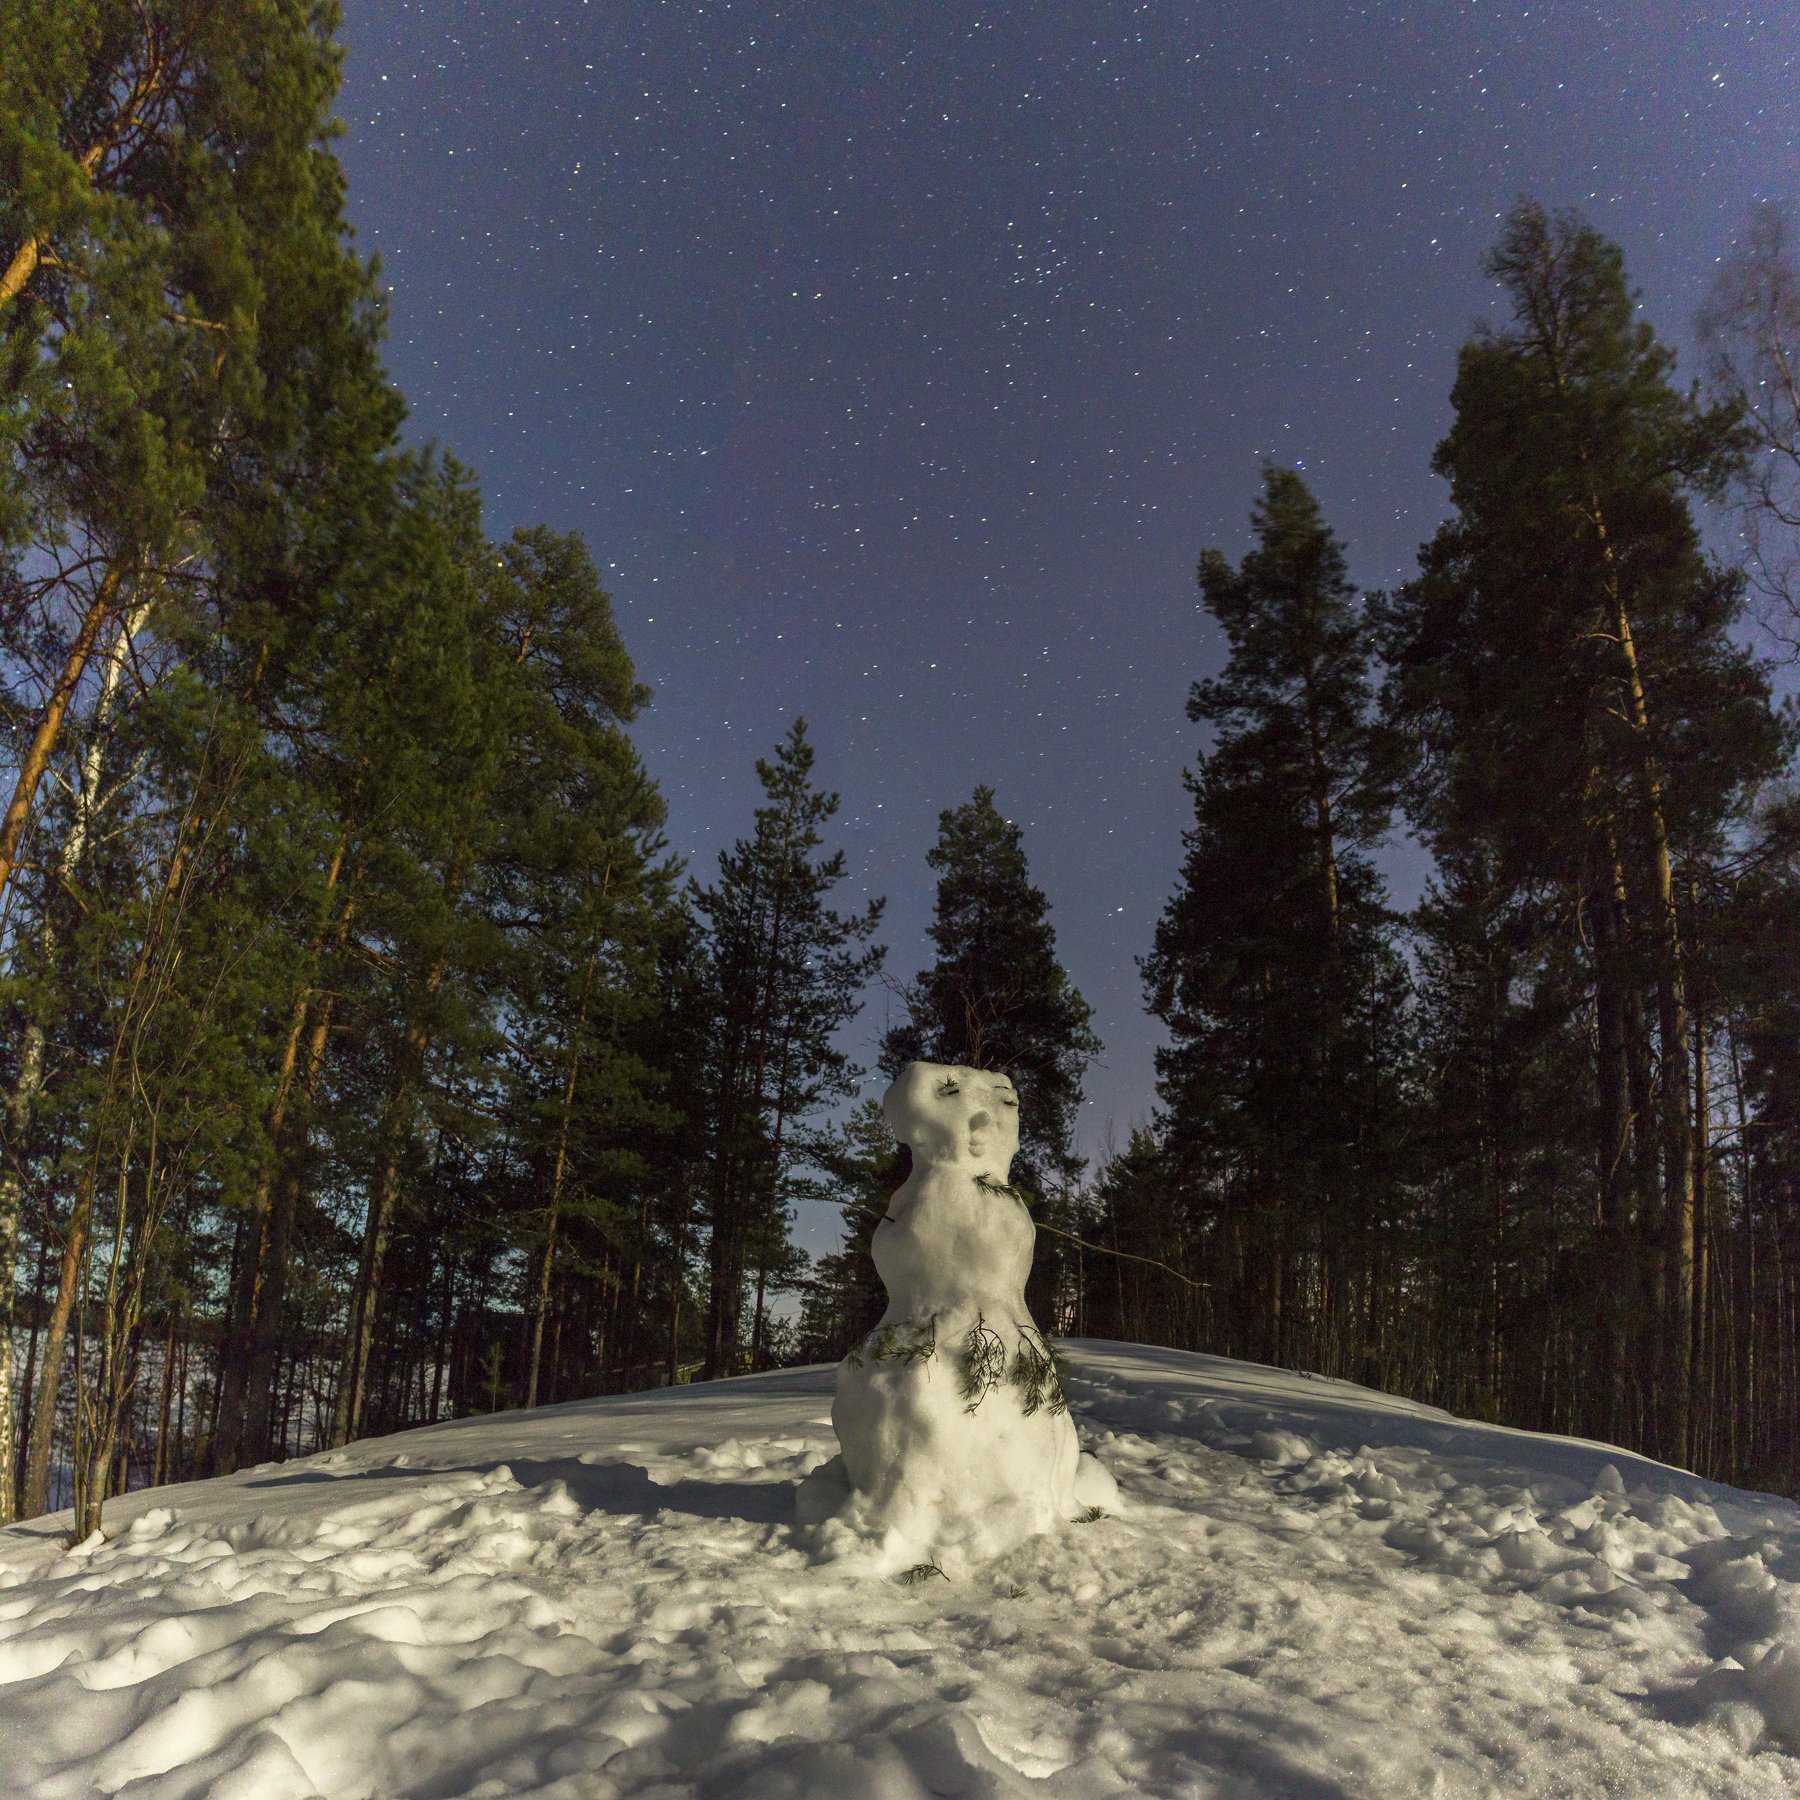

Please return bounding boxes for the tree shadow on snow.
[241,1455,796,1526]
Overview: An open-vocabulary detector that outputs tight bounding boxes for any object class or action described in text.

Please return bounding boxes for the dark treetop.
[332,1,1797,1187]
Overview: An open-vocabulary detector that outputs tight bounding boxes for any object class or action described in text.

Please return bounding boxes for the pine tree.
[884,786,1097,1191]
[794,1097,900,1361]
[323,473,570,1450]
[0,0,354,904]
[1145,469,1406,1374]
[1378,201,1784,1457]
[481,526,674,1410]
[693,720,884,1377]
[1,0,395,1517]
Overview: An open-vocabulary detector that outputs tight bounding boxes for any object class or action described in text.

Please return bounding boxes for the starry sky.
[334,2,1797,1243]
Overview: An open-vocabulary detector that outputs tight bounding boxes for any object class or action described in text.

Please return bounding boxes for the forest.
[3,4,1797,1543]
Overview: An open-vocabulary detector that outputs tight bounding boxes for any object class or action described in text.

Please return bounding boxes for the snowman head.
[882,1061,1021,1181]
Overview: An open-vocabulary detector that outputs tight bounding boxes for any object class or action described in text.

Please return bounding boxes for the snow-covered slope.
[0,1341,1795,1799]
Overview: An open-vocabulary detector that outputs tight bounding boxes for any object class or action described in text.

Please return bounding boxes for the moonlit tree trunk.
[4,602,148,1520]
[331,1092,411,1448]
[0,568,124,908]
[527,956,596,1409]
[244,983,343,1463]
[214,846,354,1473]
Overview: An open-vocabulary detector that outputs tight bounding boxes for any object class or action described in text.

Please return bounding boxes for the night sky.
[333,3,1797,1246]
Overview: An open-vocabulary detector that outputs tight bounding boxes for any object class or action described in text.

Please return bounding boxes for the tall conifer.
[1145,469,1405,1372]
[693,721,883,1377]
[1379,201,1784,1454]
[883,787,1097,1190]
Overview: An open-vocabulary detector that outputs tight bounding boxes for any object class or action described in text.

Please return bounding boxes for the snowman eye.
[937,1078,960,1096]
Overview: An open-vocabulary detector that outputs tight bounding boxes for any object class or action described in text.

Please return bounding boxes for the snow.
[798,1063,1118,1576]
[0,1343,1793,1798]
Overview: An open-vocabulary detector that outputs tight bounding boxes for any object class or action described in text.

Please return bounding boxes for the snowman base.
[797,1309,1121,1578]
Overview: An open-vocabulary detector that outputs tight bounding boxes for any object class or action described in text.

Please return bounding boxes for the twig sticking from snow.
[897,1560,948,1586]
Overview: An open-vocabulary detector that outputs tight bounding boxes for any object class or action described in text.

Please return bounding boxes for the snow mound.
[0,1341,1792,1798]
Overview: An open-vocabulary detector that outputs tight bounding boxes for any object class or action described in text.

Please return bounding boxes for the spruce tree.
[693,720,884,1377]
[884,786,1097,1190]
[880,787,1096,1327]
[1145,469,1405,1373]
[1713,800,1800,1488]
[1079,1127,1204,1350]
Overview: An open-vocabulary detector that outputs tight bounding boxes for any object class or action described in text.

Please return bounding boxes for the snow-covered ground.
[0,1341,1795,1799]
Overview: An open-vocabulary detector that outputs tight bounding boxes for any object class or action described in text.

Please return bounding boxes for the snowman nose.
[968,1110,993,1134]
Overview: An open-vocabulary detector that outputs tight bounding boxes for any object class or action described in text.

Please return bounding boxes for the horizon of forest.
[2,7,1798,1544]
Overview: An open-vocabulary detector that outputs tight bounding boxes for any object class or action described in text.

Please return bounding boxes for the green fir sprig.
[958,1314,1008,1412]
[1009,1326,1068,1417]
[848,1316,938,1370]
[973,1172,1034,1208]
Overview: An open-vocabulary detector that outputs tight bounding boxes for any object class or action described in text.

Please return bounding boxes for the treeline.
[5,7,1798,1537]
[0,3,922,1536]
[1090,204,1800,1497]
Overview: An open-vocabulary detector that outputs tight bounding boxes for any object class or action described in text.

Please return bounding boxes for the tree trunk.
[0,1016,50,1524]
[0,566,126,905]
[748,1028,796,1374]
[20,1160,96,1518]
[667,1186,688,1385]
[152,1309,177,1487]
[214,838,354,1471]
[1590,875,1636,1441]
[1690,985,1710,1470]
[211,999,307,1471]
[0,599,146,1520]
[1583,474,1694,1459]
[1530,300,1696,1459]
[14,1179,58,1485]
[244,986,340,1462]
[749,1259,768,1372]
[330,1112,406,1448]
[527,946,598,1409]
[703,1208,741,1379]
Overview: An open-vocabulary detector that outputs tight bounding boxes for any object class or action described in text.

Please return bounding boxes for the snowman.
[798,1061,1117,1575]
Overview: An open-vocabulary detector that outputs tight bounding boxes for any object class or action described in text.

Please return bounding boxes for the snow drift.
[0,1340,1796,1798]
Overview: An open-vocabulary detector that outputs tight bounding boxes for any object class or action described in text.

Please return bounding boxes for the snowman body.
[798,1061,1115,1573]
